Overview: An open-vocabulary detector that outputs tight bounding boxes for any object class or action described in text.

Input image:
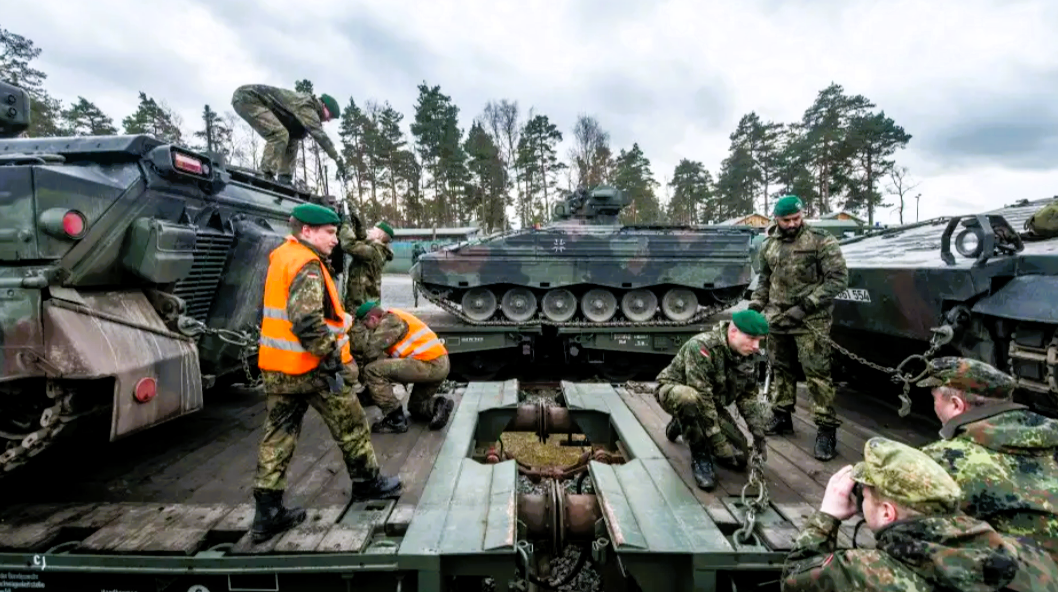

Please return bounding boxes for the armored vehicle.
[829,196,1058,417]
[0,79,336,475]
[411,185,758,327]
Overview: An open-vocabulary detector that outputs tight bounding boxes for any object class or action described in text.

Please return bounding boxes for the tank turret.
[411,185,758,326]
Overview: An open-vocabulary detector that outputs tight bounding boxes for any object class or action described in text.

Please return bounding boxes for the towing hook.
[929,325,954,347]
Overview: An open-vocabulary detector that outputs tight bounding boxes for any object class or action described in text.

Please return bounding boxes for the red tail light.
[133,377,158,403]
[174,152,205,174]
[62,211,85,238]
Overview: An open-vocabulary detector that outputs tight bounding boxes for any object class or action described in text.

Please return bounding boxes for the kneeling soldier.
[252,204,400,543]
[655,309,771,491]
[353,301,455,433]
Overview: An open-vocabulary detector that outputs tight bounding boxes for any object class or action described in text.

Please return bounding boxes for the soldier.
[353,301,455,434]
[917,357,1058,562]
[411,242,426,265]
[252,203,400,543]
[782,437,1058,592]
[748,194,849,461]
[231,84,347,185]
[655,309,771,491]
[340,220,395,313]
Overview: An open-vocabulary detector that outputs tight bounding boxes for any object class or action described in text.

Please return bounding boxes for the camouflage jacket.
[655,321,767,438]
[351,312,409,364]
[261,239,357,395]
[922,403,1058,562]
[782,510,1058,592]
[235,84,340,162]
[750,223,848,334]
[339,225,393,311]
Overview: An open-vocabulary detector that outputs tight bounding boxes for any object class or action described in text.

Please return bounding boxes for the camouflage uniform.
[353,310,454,433]
[339,223,394,312]
[655,320,768,491]
[917,357,1058,564]
[230,84,342,181]
[749,200,848,461]
[256,243,383,491]
[783,437,1058,592]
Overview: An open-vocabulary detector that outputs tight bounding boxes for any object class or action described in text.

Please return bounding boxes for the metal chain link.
[800,322,952,416]
[735,450,769,544]
[176,316,263,388]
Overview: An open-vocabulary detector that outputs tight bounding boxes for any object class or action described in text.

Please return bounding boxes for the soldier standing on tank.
[252,203,401,543]
[230,84,348,186]
[340,220,395,313]
[748,194,848,461]
[351,301,455,434]
[915,357,1058,563]
[655,310,771,491]
[782,437,1058,592]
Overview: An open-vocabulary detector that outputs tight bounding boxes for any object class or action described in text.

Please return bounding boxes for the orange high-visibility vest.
[385,308,447,361]
[258,236,353,374]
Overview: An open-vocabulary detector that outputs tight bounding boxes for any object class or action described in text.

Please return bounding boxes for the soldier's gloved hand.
[784,305,806,322]
[319,347,342,374]
[747,301,764,312]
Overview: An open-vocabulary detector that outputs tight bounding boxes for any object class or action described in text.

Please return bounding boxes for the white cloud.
[7,0,1058,225]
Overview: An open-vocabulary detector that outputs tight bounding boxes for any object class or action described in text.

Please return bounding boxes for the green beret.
[375,221,395,239]
[731,309,768,336]
[355,301,379,319]
[319,94,340,119]
[773,195,803,217]
[851,437,962,509]
[292,203,340,226]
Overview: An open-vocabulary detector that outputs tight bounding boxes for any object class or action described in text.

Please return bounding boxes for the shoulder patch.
[699,347,710,358]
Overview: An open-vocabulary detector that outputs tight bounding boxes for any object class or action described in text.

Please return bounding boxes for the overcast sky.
[8,0,1058,224]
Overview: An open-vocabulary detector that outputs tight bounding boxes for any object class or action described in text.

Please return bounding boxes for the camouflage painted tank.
[828,195,1058,417]
[0,79,339,476]
[411,186,758,326]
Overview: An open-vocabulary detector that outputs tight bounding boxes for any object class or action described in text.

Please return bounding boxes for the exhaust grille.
[173,228,235,322]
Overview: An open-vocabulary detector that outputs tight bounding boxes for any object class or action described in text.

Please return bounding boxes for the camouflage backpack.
[1025,200,1058,238]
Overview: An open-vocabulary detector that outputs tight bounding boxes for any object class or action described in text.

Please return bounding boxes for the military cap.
[915,357,1016,399]
[355,300,379,319]
[773,195,803,217]
[319,94,340,119]
[731,309,769,337]
[292,203,340,226]
[851,437,962,507]
[375,221,395,239]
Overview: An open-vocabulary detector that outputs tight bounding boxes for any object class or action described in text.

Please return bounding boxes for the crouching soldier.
[655,309,771,491]
[353,301,455,433]
[782,437,1058,591]
[252,204,401,543]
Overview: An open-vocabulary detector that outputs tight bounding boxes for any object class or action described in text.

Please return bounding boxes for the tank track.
[0,382,106,476]
[416,284,736,328]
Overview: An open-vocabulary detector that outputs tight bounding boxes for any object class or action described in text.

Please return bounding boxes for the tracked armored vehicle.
[829,196,1058,417]
[0,79,338,475]
[412,186,758,327]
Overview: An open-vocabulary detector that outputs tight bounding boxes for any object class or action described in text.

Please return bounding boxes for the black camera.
[851,482,865,514]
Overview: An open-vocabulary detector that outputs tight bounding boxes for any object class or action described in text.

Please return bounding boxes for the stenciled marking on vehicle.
[834,288,872,303]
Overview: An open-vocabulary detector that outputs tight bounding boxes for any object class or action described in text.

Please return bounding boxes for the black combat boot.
[814,426,837,461]
[428,397,455,430]
[764,410,794,436]
[251,488,307,543]
[350,472,403,502]
[689,445,717,491]
[665,417,681,442]
[276,173,293,186]
[371,408,408,433]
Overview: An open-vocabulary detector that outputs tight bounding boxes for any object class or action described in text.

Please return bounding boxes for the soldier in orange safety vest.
[252,203,400,544]
[352,301,455,433]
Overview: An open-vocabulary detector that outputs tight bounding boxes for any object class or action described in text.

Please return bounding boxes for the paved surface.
[374,274,442,312]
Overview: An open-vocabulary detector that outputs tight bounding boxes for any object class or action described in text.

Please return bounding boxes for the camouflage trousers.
[363,355,450,418]
[231,89,299,178]
[343,279,381,316]
[768,327,841,428]
[254,385,380,492]
[657,383,748,460]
